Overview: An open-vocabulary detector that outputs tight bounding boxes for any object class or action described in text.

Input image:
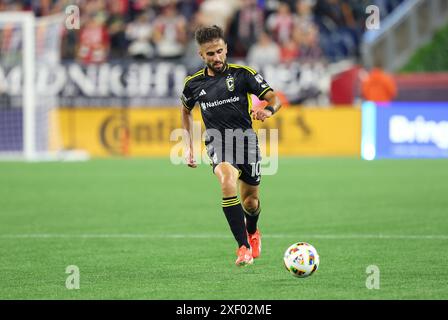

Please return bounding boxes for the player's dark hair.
[195,25,225,45]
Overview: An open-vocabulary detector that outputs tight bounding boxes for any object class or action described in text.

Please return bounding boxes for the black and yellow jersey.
[181,63,273,133]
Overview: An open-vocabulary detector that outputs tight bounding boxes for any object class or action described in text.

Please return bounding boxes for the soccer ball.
[283,242,320,278]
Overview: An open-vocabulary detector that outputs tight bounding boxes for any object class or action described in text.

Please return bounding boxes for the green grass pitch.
[0,158,447,299]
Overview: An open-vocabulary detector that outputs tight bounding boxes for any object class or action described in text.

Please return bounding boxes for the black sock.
[243,200,261,235]
[222,196,250,248]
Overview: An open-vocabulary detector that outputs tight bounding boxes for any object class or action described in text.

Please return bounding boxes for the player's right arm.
[181,106,196,168]
[181,81,197,168]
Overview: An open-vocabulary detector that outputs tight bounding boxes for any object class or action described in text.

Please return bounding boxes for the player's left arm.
[253,90,282,122]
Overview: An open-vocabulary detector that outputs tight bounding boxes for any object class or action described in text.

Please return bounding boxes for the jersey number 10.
[250,162,261,177]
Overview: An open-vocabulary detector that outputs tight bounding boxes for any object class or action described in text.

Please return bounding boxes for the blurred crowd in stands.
[0,0,405,68]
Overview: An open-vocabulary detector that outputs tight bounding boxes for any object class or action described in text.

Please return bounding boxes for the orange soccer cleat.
[248,230,262,258]
[235,245,253,266]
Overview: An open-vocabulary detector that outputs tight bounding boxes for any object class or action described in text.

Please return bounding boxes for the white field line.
[0,233,447,240]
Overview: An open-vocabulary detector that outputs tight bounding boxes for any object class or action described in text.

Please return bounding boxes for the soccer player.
[181,25,282,266]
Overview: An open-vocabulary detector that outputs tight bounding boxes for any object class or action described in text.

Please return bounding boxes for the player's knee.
[243,196,259,214]
[215,163,238,195]
[220,176,237,195]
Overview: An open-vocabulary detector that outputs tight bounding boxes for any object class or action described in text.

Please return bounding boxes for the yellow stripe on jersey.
[258,87,272,99]
[228,63,257,75]
[181,99,192,110]
[190,69,204,78]
[247,92,253,116]
[183,71,202,86]
[184,68,205,86]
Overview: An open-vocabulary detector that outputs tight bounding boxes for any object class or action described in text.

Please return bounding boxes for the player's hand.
[252,108,272,122]
[185,148,197,168]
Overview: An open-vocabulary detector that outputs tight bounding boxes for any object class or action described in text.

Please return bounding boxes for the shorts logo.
[226,75,235,92]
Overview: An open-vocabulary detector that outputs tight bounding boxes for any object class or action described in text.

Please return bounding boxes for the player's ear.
[198,50,204,61]
[198,46,205,60]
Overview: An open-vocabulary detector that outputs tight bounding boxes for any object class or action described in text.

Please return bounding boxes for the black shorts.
[206,138,262,186]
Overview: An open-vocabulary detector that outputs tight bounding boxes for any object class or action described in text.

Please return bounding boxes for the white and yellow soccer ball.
[283,242,320,278]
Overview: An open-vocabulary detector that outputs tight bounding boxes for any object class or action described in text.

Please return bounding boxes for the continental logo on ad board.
[57,107,360,157]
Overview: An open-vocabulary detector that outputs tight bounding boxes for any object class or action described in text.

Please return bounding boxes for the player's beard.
[208,60,226,74]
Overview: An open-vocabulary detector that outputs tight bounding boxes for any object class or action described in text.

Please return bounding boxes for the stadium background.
[0,0,448,300]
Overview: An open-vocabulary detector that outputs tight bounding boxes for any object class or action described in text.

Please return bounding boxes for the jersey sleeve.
[243,69,273,99]
[181,82,196,111]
